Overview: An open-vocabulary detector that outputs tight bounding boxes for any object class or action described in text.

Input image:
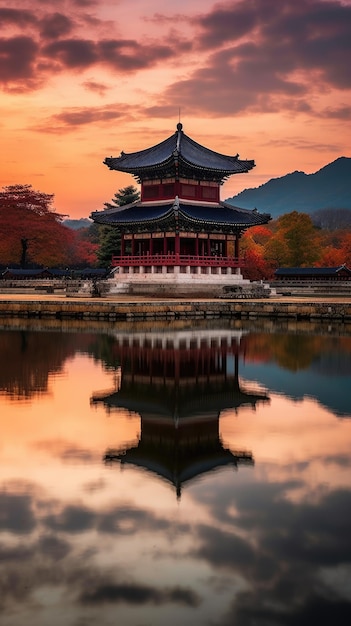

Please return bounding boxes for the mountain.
[226,157,351,218]
[63,218,92,230]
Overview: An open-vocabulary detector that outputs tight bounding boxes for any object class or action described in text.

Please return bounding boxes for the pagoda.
[91,123,271,296]
[92,328,269,498]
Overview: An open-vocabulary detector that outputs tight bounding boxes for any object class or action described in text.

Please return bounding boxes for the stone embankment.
[0,295,351,323]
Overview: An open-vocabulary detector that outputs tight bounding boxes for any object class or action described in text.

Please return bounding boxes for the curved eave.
[104,155,254,180]
[103,127,255,179]
[91,200,271,230]
[178,202,271,228]
[104,133,177,169]
[177,156,254,178]
[91,201,175,228]
[104,155,175,176]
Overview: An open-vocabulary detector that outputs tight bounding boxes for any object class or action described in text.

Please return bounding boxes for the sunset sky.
[1,0,351,219]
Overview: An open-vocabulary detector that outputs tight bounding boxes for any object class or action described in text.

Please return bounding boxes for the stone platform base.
[104,268,257,298]
[68,276,273,299]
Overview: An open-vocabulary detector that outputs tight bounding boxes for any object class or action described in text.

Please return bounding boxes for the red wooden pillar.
[195,233,199,256]
[121,236,125,256]
[207,236,211,257]
[175,232,180,256]
[131,234,135,255]
[235,235,239,260]
[163,235,167,255]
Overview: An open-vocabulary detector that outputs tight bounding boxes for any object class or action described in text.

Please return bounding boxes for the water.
[1,320,351,626]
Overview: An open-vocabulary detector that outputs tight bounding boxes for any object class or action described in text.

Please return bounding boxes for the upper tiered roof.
[104,123,255,182]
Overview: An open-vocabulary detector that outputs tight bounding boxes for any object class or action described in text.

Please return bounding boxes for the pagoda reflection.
[92,329,270,497]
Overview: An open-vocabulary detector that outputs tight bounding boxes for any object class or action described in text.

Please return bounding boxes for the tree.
[270,211,321,267]
[242,249,272,281]
[0,184,79,267]
[103,185,140,210]
[97,185,140,267]
[264,232,291,267]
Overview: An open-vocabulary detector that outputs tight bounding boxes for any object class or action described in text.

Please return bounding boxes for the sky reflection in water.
[0,322,351,626]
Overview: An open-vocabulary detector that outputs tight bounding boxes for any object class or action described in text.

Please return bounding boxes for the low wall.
[0,299,351,323]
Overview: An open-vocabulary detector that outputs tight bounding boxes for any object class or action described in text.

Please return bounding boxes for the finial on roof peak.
[176,122,183,131]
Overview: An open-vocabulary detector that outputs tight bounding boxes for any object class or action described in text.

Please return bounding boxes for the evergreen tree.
[97,186,140,267]
[104,185,140,210]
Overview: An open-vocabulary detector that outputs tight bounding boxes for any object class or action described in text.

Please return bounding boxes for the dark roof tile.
[104,124,254,177]
[91,199,270,229]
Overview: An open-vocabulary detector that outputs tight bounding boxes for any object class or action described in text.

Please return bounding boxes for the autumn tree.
[265,211,321,267]
[242,248,273,281]
[97,185,140,267]
[70,223,99,267]
[0,184,83,267]
[316,228,351,267]
[264,232,291,267]
[241,225,274,279]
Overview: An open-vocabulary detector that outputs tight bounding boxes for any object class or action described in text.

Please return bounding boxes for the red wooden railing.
[111,254,244,268]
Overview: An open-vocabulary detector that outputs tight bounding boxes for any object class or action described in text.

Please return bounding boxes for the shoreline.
[1,293,351,323]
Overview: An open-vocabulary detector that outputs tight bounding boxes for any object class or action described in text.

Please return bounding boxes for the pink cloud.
[32,103,132,133]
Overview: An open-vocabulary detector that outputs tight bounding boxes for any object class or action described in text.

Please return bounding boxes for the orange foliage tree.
[317,230,351,267]
[262,211,322,270]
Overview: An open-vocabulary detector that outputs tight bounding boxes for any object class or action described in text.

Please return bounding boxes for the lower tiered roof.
[91,197,271,233]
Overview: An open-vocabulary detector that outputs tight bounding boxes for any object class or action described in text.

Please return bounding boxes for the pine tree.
[97,186,140,267]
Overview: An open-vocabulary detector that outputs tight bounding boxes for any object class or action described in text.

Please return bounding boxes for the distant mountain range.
[226,156,351,219]
[63,218,92,230]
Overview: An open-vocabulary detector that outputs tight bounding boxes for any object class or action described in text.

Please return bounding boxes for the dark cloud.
[0,492,36,534]
[44,504,96,533]
[97,38,190,72]
[147,0,351,118]
[79,581,201,606]
[218,589,351,626]
[0,544,36,563]
[320,105,351,120]
[58,444,98,463]
[42,38,98,68]
[190,477,351,625]
[82,79,110,95]
[33,104,130,133]
[34,439,99,462]
[0,31,188,92]
[149,42,310,118]
[97,505,178,535]
[42,498,189,537]
[197,1,257,47]
[39,12,74,40]
[0,8,37,26]
[325,453,351,467]
[0,36,39,82]
[191,524,256,569]
[37,534,72,560]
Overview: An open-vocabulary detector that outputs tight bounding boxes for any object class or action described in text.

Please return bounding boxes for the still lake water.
[1,319,351,626]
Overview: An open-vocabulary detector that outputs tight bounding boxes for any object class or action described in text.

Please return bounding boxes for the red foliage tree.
[0,184,89,267]
[242,249,273,281]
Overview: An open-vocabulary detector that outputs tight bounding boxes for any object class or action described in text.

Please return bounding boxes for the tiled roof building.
[91,123,271,296]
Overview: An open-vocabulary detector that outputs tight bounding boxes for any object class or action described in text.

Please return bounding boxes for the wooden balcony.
[111,254,244,268]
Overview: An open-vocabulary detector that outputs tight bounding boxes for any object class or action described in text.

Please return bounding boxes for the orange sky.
[1,0,351,219]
